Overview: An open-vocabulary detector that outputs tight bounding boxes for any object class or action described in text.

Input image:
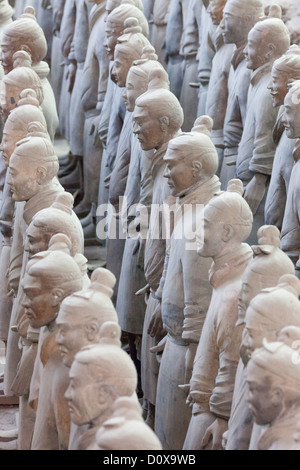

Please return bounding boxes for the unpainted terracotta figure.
[164,0,190,101]
[196,1,216,116]
[48,0,66,113]
[226,224,295,450]
[105,18,150,304]
[4,127,64,449]
[150,0,170,71]
[65,326,138,450]
[265,45,300,230]
[58,0,76,141]
[27,267,119,451]
[0,0,12,40]
[27,230,88,426]
[280,80,300,267]
[93,395,162,450]
[0,0,13,94]
[63,0,93,189]
[152,117,221,450]
[116,50,168,397]
[246,340,300,450]
[205,0,235,176]
[0,50,44,193]
[34,0,54,63]
[112,18,151,89]
[19,235,83,450]
[55,271,119,450]
[179,0,202,132]
[74,0,109,220]
[105,3,149,60]
[241,274,300,449]
[0,6,59,140]
[108,17,150,206]
[0,90,48,346]
[236,6,290,243]
[219,0,264,189]
[0,50,43,123]
[60,0,100,198]
[132,86,184,430]
[241,273,300,367]
[180,0,202,116]
[264,0,300,46]
[97,1,148,240]
[4,124,62,403]
[25,192,84,261]
[183,179,253,450]
[73,0,121,223]
[0,89,48,288]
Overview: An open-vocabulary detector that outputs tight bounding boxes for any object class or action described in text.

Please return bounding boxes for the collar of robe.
[209,243,253,289]
[250,62,272,87]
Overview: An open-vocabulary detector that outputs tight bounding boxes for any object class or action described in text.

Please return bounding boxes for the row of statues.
[0,0,300,451]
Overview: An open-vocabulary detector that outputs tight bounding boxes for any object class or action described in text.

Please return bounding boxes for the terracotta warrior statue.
[73,0,118,223]
[65,327,138,450]
[236,5,290,243]
[280,80,300,269]
[205,0,235,177]
[116,50,167,400]
[163,0,188,101]
[153,116,221,450]
[219,0,264,188]
[103,2,149,173]
[73,0,109,220]
[58,0,76,141]
[0,50,43,123]
[29,264,118,450]
[0,50,44,193]
[4,124,62,401]
[49,0,66,113]
[183,179,253,450]
[93,394,162,450]
[24,227,88,451]
[246,340,300,450]
[24,191,84,261]
[105,18,150,304]
[108,16,151,201]
[265,45,300,230]
[0,55,44,210]
[0,0,13,105]
[150,0,170,71]
[132,86,183,430]
[96,1,148,241]
[179,0,202,132]
[180,0,202,120]
[0,1,12,55]
[196,1,216,117]
[241,274,300,367]
[59,0,93,194]
[0,191,83,372]
[225,225,295,450]
[0,6,59,140]
[4,130,65,448]
[55,270,119,450]
[242,276,300,450]
[0,90,48,345]
[20,235,83,450]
